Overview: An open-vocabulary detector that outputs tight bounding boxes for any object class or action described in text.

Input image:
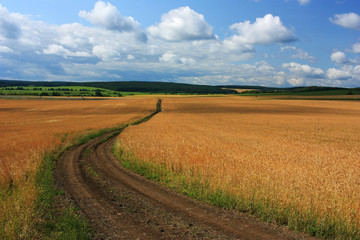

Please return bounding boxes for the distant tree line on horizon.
[1,80,359,95]
[0,80,236,94]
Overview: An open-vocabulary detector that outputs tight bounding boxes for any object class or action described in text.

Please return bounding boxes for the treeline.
[3,80,357,95]
[82,81,236,94]
[220,85,345,92]
[2,87,78,91]
[0,80,236,94]
[220,85,356,94]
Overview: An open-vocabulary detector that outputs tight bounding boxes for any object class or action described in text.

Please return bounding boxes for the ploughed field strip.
[56,100,315,240]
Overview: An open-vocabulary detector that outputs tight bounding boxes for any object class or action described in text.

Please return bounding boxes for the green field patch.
[0,86,125,97]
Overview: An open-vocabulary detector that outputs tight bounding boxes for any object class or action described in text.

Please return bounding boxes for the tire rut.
[55,99,316,240]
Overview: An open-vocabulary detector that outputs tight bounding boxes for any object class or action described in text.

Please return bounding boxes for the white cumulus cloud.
[0,4,22,39]
[147,6,215,41]
[79,1,147,42]
[281,45,315,62]
[298,0,311,6]
[281,46,296,51]
[0,45,14,53]
[92,44,121,61]
[282,62,324,78]
[79,1,139,31]
[326,67,352,80]
[330,12,360,31]
[353,65,360,75]
[291,49,315,62]
[127,54,135,60]
[352,42,360,53]
[255,61,275,73]
[158,52,197,65]
[228,14,297,46]
[330,50,358,65]
[43,44,91,58]
[159,52,181,64]
[330,51,349,64]
[288,77,305,86]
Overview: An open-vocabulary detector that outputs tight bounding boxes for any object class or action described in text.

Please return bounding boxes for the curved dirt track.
[55,101,316,240]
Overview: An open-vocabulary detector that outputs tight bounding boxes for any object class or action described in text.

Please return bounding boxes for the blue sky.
[0,0,360,87]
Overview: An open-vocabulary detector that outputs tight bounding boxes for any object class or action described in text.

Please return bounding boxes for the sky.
[0,0,360,87]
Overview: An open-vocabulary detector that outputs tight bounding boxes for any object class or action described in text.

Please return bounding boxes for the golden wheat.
[0,98,156,239]
[118,96,360,235]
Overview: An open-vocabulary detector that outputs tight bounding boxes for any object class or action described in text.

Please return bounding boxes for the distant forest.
[219,85,360,95]
[0,80,236,94]
[1,79,359,96]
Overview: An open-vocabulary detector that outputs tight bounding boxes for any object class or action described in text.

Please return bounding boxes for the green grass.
[86,165,100,179]
[35,152,92,240]
[33,125,132,239]
[113,145,360,240]
[74,127,120,146]
[0,85,218,97]
[0,86,132,97]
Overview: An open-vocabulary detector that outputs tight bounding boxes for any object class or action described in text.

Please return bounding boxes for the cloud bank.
[0,1,359,87]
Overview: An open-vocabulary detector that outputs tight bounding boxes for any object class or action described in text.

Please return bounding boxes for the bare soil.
[55,116,317,239]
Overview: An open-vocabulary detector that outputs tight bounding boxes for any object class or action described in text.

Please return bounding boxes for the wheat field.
[0,98,156,239]
[118,96,360,238]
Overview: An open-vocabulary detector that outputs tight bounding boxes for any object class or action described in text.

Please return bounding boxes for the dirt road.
[55,100,315,240]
